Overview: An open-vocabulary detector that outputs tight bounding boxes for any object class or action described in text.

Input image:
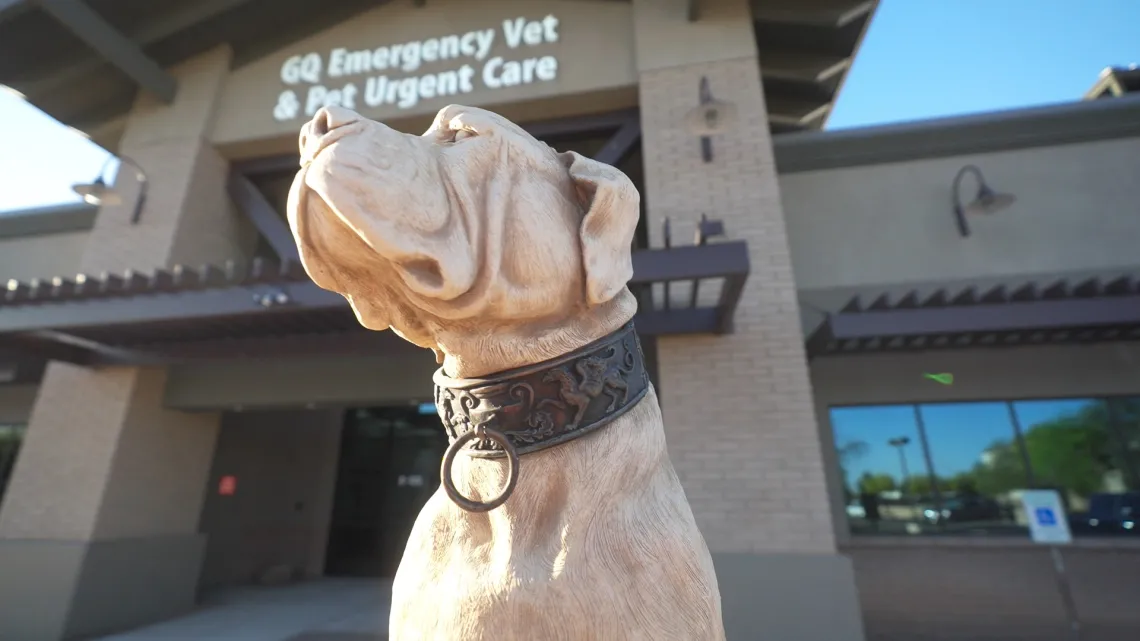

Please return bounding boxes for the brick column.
[632,2,864,639]
[0,46,245,641]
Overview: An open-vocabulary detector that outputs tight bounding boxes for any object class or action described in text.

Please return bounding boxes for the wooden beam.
[0,243,749,336]
[226,171,301,262]
[523,108,641,140]
[629,241,749,285]
[766,97,832,127]
[232,155,301,177]
[0,335,97,367]
[592,113,641,166]
[37,0,177,103]
[827,295,1140,340]
[760,52,851,84]
[28,0,254,98]
[0,280,345,335]
[752,0,875,27]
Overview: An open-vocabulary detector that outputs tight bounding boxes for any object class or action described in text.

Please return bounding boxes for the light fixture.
[71,154,149,224]
[683,76,737,163]
[951,164,1016,238]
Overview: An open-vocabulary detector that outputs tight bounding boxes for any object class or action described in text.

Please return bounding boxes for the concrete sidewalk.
[93,579,390,641]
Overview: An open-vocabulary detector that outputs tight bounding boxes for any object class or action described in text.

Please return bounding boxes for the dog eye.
[453,129,476,142]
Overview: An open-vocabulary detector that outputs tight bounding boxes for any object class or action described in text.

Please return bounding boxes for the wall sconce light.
[684,77,737,163]
[951,164,1016,238]
[72,154,150,224]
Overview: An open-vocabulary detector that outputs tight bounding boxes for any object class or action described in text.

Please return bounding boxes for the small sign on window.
[218,475,238,496]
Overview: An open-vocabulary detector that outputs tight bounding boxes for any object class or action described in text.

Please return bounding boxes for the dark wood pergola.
[0,242,750,369]
[806,275,1140,357]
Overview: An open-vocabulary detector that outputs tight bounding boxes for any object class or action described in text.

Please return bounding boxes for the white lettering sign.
[272,15,560,122]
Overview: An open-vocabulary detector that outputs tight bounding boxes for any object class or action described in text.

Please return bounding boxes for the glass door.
[324,406,448,577]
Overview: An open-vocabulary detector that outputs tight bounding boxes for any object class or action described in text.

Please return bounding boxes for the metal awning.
[0,241,749,368]
[806,275,1140,357]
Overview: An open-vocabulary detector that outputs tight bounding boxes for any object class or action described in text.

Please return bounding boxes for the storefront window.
[831,405,934,535]
[0,424,26,503]
[1014,399,1139,537]
[919,402,1025,535]
[831,398,1140,538]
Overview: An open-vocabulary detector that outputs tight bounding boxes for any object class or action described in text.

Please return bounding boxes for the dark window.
[0,424,26,502]
[831,397,1140,538]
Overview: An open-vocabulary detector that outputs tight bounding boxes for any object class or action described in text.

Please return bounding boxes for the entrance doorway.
[324,404,448,577]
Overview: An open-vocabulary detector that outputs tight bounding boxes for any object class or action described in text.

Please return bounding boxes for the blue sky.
[832,398,1097,488]
[0,0,1138,213]
[827,0,1139,128]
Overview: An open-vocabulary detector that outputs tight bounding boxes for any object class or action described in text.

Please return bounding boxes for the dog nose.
[310,105,358,137]
[299,106,361,163]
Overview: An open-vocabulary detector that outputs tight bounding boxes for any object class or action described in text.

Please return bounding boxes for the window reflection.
[1014,399,1139,537]
[832,397,1140,538]
[919,403,1025,535]
[830,406,934,535]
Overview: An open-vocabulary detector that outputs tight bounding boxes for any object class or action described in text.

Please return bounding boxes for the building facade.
[0,1,1139,640]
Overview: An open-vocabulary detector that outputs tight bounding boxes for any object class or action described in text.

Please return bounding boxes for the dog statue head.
[287,104,640,376]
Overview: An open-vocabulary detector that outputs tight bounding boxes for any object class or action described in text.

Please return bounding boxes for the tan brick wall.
[638,55,836,554]
[0,47,237,543]
[79,45,253,276]
[0,364,136,539]
[0,366,218,540]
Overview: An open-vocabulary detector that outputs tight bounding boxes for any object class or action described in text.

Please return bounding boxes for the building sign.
[272,15,561,122]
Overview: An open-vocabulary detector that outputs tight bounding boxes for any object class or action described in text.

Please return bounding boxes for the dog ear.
[560,151,640,306]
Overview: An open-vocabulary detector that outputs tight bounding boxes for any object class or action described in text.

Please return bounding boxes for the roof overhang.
[807,275,1140,357]
[0,242,749,367]
[1084,65,1140,100]
[0,0,389,148]
[0,0,878,147]
[750,0,879,134]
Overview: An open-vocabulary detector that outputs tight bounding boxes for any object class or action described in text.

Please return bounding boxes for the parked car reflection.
[1068,492,1140,536]
[920,495,1006,525]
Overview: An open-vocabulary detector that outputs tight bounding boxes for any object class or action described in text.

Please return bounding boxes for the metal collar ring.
[440,424,520,513]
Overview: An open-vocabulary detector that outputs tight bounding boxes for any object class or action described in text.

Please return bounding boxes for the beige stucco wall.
[211,0,637,155]
[164,351,438,411]
[0,232,88,282]
[781,136,1140,291]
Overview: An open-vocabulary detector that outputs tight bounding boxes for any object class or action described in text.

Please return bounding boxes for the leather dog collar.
[433,321,650,511]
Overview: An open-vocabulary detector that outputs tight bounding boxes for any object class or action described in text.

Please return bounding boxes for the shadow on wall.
[197,408,344,589]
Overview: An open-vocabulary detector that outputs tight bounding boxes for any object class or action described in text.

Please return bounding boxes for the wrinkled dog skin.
[288,104,725,641]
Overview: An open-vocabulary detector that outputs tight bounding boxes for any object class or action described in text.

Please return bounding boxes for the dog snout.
[311,106,358,137]
[299,106,362,164]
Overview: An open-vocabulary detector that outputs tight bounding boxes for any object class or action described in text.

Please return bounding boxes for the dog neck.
[430,289,647,513]
[434,289,638,380]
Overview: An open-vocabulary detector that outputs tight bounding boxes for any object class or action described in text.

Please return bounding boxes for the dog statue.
[287,104,725,641]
